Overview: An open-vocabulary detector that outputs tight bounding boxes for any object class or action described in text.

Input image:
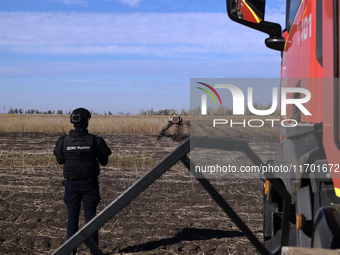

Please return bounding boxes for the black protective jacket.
[54,128,112,179]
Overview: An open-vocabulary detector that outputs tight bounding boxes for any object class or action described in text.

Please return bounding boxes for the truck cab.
[226,0,340,252]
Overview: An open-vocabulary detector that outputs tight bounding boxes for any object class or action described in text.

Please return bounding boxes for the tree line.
[4,107,189,116]
[138,108,190,116]
[7,108,65,115]
[4,103,279,116]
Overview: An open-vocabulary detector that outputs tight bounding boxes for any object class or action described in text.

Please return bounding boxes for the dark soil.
[0,120,279,255]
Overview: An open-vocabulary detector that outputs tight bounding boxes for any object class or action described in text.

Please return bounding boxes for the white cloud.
[53,0,88,6]
[0,12,277,58]
[67,79,91,82]
[265,6,285,29]
[0,59,280,78]
[109,0,143,7]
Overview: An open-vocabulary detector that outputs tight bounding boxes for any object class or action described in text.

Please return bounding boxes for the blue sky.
[0,0,285,114]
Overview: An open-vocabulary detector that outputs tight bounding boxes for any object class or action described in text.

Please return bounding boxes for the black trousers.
[64,178,101,253]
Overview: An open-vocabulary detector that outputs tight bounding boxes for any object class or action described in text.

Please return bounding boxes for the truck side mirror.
[226,0,285,51]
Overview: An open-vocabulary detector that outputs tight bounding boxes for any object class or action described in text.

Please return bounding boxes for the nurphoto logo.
[197,82,312,128]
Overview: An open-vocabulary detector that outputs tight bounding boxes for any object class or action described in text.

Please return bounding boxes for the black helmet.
[70,108,91,128]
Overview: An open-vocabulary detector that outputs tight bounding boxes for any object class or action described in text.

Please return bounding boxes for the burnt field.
[0,118,280,255]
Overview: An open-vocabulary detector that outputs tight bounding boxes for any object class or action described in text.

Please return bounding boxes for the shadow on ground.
[118,227,244,253]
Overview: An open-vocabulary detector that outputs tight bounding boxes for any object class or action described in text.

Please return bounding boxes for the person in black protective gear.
[53,108,112,254]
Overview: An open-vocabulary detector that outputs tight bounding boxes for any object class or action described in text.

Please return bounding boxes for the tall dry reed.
[0,114,169,135]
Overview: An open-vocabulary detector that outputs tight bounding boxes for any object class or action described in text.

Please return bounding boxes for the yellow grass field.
[0,114,190,134]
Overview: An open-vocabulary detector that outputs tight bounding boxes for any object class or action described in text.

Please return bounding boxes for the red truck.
[227,0,340,253]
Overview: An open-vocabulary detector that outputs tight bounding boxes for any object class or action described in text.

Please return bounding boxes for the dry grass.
[0,114,172,135]
[0,153,56,168]
[0,114,189,168]
[0,151,159,169]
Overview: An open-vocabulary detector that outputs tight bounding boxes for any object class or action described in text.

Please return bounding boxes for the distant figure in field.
[53,107,111,255]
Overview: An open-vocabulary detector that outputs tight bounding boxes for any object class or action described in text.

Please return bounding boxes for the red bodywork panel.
[282,0,340,194]
[282,0,323,123]
[321,0,340,193]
